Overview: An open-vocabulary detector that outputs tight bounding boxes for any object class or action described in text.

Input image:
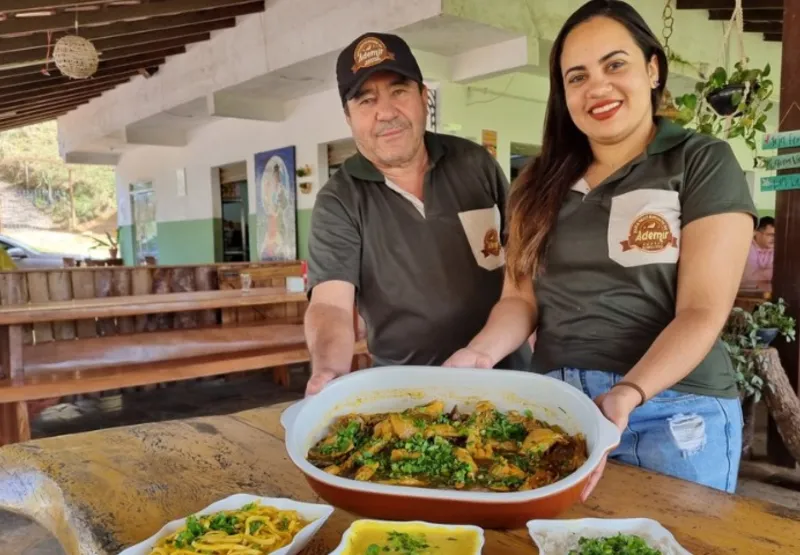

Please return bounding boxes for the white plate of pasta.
[118,493,335,555]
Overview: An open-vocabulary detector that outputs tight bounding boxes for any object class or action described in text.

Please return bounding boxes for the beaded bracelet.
[611,381,647,407]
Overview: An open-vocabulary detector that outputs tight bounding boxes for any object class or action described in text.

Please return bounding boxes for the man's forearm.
[304,302,356,375]
[467,297,537,366]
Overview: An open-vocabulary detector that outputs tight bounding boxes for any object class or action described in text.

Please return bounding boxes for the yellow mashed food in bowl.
[332,519,485,554]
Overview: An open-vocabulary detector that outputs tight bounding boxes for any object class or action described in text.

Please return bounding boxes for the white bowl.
[328,519,486,554]
[281,366,621,528]
[527,517,693,554]
[117,493,334,555]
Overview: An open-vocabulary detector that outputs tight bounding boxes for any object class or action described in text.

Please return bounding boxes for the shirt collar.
[647,116,694,155]
[343,131,446,182]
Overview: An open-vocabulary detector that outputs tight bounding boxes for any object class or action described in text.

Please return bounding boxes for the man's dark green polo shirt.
[532,118,758,398]
[308,132,515,367]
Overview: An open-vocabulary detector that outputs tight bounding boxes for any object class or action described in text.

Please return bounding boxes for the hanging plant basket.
[53,35,99,79]
[706,82,759,117]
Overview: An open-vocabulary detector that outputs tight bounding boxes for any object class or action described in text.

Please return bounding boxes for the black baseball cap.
[336,32,424,105]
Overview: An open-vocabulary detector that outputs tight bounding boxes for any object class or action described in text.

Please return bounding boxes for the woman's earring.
[652,80,660,89]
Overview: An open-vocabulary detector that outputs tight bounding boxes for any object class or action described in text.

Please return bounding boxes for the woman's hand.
[580,385,642,502]
[442,347,494,369]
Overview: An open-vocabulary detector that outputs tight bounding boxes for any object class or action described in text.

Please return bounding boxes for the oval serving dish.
[329,519,486,555]
[282,366,620,529]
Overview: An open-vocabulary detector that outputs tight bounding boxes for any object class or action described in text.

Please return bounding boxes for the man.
[741,216,775,291]
[304,32,528,395]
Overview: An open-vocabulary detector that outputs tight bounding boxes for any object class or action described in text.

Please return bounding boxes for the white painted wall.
[115,87,355,228]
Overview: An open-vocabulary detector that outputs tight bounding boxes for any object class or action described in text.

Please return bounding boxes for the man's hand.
[442,347,494,369]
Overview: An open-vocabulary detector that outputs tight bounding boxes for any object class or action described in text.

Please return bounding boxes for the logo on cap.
[620,213,678,252]
[481,228,502,257]
[351,36,395,73]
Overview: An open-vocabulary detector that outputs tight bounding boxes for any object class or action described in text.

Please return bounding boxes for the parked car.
[0,234,87,269]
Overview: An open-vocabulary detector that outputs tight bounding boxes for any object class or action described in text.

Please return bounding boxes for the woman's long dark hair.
[506,0,668,284]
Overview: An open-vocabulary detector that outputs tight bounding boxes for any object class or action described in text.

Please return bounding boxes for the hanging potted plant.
[659,0,775,166]
[672,59,774,164]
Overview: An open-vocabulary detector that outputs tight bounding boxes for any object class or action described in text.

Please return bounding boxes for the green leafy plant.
[86,229,120,257]
[751,298,797,341]
[671,58,774,165]
[721,299,796,401]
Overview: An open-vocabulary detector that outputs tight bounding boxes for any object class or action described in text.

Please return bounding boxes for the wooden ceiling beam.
[0,109,75,133]
[1,34,201,67]
[0,47,179,79]
[0,89,109,115]
[0,1,108,13]
[744,20,784,33]
[708,8,784,21]
[677,0,783,8]
[0,50,167,80]
[764,32,784,41]
[0,0,261,35]
[0,19,231,63]
[0,74,138,110]
[0,55,163,86]
[0,72,137,102]
[0,2,261,52]
[1,94,100,120]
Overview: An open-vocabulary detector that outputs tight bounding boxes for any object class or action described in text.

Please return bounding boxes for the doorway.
[510,142,540,181]
[217,162,250,263]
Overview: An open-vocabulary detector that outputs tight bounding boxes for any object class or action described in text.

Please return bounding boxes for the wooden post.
[68,168,76,231]
[768,0,800,468]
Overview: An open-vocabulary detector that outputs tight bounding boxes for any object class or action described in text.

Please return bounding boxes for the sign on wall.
[759,127,800,192]
[425,82,438,133]
[482,129,498,158]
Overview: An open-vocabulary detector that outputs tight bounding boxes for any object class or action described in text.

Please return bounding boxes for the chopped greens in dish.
[569,533,663,555]
[307,400,588,492]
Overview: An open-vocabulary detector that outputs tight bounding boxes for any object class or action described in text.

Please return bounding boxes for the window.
[130,182,158,264]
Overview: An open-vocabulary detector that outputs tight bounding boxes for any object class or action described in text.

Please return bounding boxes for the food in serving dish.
[527,518,692,555]
[307,399,588,493]
[329,519,485,555]
[147,500,308,554]
[283,366,621,528]
[569,533,663,554]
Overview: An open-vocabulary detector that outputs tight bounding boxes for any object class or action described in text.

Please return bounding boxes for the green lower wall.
[248,209,312,262]
[757,208,775,220]
[155,218,219,265]
[119,224,135,266]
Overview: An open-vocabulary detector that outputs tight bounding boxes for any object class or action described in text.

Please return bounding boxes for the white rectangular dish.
[328,518,486,554]
[527,517,693,555]
[117,493,334,555]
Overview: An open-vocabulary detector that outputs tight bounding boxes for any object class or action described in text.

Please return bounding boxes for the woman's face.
[560,16,659,145]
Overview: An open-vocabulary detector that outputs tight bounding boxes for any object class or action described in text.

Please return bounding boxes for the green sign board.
[763,152,800,171]
[762,130,800,151]
[760,174,800,192]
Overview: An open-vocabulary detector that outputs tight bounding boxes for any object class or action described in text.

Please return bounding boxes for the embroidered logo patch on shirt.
[481,228,501,257]
[621,213,679,253]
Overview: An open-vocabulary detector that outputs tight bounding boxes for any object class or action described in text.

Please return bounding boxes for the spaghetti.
[148,501,310,555]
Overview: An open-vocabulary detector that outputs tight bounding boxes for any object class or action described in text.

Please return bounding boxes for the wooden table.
[0,287,307,381]
[0,402,797,555]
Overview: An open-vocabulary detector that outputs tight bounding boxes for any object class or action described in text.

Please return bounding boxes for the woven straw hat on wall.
[53,35,99,79]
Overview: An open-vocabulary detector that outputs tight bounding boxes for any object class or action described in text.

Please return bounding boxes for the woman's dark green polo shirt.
[532,118,758,398]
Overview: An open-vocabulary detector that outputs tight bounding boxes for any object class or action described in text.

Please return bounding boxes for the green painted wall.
[247,209,312,262]
[156,218,218,265]
[119,224,135,266]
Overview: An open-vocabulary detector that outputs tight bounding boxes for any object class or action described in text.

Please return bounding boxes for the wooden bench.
[0,261,370,446]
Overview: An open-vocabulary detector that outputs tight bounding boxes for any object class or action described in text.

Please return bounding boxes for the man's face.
[345,71,428,168]
[755,224,775,249]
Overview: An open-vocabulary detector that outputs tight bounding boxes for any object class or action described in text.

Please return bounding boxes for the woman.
[444,0,756,499]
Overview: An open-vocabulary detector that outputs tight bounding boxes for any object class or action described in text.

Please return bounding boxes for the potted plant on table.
[722,299,796,458]
[87,229,120,259]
